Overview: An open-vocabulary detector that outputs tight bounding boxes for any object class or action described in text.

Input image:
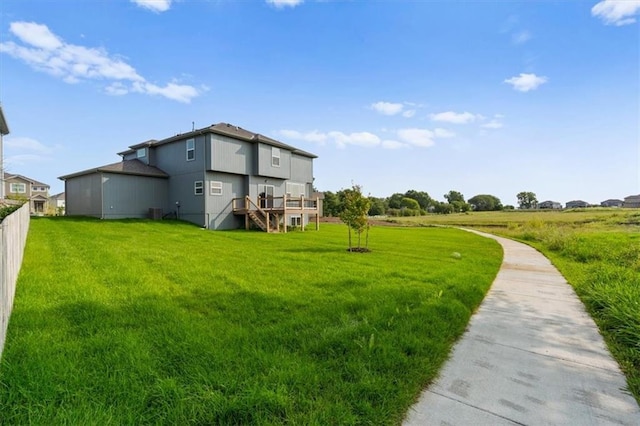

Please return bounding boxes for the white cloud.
[434,128,456,138]
[0,21,201,103]
[402,109,416,118]
[131,0,172,13]
[5,136,55,154]
[279,129,328,144]
[381,140,407,150]
[504,73,548,92]
[482,120,503,129]
[266,0,304,8]
[327,131,380,149]
[592,0,640,26]
[397,128,436,147]
[512,30,532,44]
[371,101,404,116]
[430,111,479,124]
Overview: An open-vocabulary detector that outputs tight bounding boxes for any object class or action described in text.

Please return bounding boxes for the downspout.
[100,172,105,219]
[203,134,208,228]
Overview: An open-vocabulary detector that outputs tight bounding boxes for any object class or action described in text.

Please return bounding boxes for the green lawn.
[0,218,502,425]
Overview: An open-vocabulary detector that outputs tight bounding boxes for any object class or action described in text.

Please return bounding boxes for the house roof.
[5,174,49,187]
[0,105,9,135]
[123,122,318,159]
[58,159,169,180]
[50,192,65,200]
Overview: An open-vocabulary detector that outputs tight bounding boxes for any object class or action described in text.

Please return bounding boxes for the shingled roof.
[59,159,169,180]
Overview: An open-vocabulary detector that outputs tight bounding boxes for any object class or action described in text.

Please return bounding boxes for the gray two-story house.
[59,123,319,231]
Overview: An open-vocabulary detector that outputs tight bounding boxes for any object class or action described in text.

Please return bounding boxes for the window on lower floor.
[10,183,26,193]
[290,215,301,227]
[194,181,204,195]
[210,181,222,195]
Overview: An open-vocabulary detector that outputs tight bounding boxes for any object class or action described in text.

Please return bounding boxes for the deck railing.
[232,195,319,212]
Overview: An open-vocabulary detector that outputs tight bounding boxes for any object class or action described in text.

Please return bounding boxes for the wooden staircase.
[247,209,279,233]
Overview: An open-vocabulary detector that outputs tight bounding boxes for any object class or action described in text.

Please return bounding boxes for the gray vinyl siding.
[101,174,168,219]
[155,135,207,177]
[205,172,244,230]
[209,134,255,175]
[290,154,313,187]
[257,143,291,179]
[65,173,103,217]
[168,171,205,227]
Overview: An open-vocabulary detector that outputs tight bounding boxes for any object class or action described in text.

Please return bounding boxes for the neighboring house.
[59,122,319,231]
[601,199,624,208]
[0,105,9,200]
[538,200,562,210]
[4,174,50,214]
[623,194,640,208]
[565,200,589,209]
[49,192,66,215]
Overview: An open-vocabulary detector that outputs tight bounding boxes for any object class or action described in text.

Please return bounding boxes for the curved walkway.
[404,231,640,425]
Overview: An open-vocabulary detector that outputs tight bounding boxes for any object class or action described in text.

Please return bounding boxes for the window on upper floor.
[137,148,146,158]
[10,183,26,193]
[210,181,222,196]
[271,147,280,167]
[186,139,195,161]
[194,181,203,195]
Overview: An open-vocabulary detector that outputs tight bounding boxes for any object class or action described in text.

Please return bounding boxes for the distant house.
[4,174,50,215]
[538,200,562,210]
[623,194,640,208]
[0,105,9,200]
[49,192,66,215]
[601,199,624,208]
[59,122,320,231]
[565,200,589,209]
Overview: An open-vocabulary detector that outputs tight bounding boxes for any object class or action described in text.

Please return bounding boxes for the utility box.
[148,208,163,220]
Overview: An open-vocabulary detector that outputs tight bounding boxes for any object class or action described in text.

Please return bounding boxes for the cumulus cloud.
[434,128,456,138]
[504,73,548,92]
[381,140,407,149]
[482,120,503,129]
[131,0,172,13]
[266,0,304,8]
[328,131,380,149]
[371,101,404,116]
[0,21,201,103]
[430,111,479,124]
[397,128,436,147]
[592,0,640,26]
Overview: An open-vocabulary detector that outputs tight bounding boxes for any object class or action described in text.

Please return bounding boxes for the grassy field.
[0,218,502,425]
[391,208,640,403]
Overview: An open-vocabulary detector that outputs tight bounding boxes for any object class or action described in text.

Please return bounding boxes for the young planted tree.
[339,184,371,252]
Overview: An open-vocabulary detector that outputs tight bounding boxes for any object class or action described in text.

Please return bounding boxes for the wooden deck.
[232,195,321,233]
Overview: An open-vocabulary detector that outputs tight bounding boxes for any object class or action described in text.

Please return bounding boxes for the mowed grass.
[0,218,502,425]
[394,208,640,403]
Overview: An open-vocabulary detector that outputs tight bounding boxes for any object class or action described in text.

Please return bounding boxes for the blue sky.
[1,0,638,206]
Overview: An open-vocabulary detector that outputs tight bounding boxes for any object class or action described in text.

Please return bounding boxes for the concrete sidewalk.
[404,231,640,425]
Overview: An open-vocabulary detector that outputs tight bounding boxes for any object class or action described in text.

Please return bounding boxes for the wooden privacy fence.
[0,203,30,360]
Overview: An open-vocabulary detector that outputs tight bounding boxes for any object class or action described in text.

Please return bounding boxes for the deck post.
[266,211,270,233]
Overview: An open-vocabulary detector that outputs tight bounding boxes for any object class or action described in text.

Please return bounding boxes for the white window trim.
[290,215,301,226]
[186,139,195,161]
[194,180,204,195]
[137,148,146,158]
[210,181,223,196]
[10,183,26,193]
[271,147,280,167]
